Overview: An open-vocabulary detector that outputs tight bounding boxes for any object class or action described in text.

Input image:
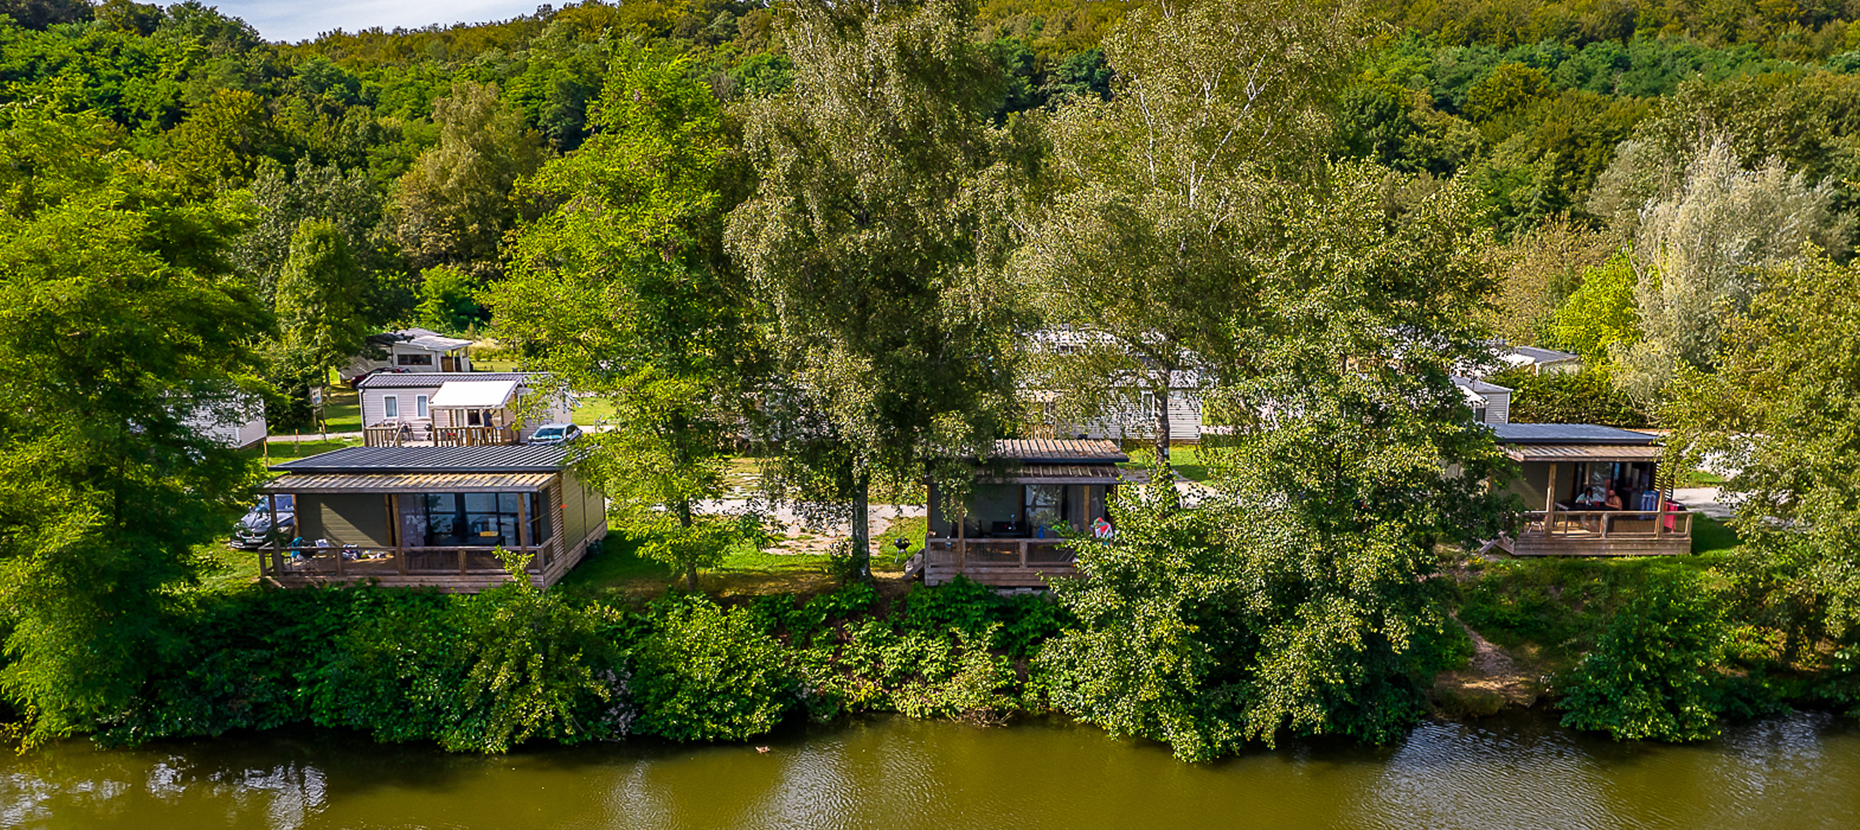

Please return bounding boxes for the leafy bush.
[1557,573,1728,741]
[629,595,796,741]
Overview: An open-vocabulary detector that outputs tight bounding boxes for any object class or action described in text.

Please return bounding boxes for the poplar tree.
[726,0,1026,577]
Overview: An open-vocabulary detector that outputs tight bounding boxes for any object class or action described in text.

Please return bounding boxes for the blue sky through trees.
[214,0,542,42]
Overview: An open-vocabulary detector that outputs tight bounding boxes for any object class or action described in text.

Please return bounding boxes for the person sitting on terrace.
[1604,487,1623,510]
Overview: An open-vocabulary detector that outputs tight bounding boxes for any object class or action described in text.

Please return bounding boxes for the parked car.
[230,494,295,550]
[525,423,582,445]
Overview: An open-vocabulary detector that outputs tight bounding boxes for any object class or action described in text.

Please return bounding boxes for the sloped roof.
[991,439,1128,464]
[1507,345,1582,364]
[260,471,555,493]
[1492,423,1659,446]
[357,372,542,389]
[270,445,568,474]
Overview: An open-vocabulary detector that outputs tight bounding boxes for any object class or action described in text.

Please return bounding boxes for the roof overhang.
[262,472,555,494]
[1506,445,1664,463]
[430,380,519,409]
[978,464,1125,484]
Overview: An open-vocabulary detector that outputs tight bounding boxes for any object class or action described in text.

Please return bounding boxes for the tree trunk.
[676,497,699,591]
[851,473,872,581]
[1152,377,1172,473]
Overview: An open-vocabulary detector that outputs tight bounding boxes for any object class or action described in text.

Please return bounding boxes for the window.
[397,353,434,366]
[1024,484,1067,530]
[422,492,548,547]
[416,395,429,418]
[383,395,398,420]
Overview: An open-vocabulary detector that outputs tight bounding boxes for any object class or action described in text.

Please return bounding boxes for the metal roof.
[1508,346,1582,364]
[270,445,569,474]
[1453,375,1514,395]
[991,439,1128,463]
[261,472,555,493]
[356,372,543,389]
[1506,444,1663,462]
[979,464,1126,484]
[1492,423,1660,446]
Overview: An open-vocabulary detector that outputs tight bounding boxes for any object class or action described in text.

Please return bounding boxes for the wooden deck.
[259,522,605,591]
[921,537,1080,588]
[1497,509,1693,557]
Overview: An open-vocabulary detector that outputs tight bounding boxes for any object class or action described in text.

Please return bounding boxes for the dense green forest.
[5,0,1860,761]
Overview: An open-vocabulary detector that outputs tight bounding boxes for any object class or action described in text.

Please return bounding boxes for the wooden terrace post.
[1544,462,1558,534]
[956,507,967,573]
[266,493,282,577]
[459,546,468,575]
[516,490,530,584]
[1019,539,1028,570]
[392,493,407,575]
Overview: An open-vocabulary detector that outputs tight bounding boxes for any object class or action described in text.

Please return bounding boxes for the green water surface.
[2,711,1856,829]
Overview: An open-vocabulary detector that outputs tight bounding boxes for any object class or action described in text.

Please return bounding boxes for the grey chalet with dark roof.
[1489,423,1692,557]
[254,445,607,592]
[916,439,1129,588]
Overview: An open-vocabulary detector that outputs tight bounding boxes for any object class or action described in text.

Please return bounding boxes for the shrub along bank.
[89,558,1066,753]
[12,549,1856,757]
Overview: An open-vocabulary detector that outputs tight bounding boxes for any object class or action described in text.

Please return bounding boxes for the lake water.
[3,710,1857,829]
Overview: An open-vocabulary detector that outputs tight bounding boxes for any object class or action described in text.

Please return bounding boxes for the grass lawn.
[1119,445,1210,482]
[1458,550,1736,670]
[474,357,522,373]
[322,386,360,432]
[1691,514,1741,555]
[557,524,913,600]
[571,397,617,427]
[196,542,262,594]
[245,437,364,471]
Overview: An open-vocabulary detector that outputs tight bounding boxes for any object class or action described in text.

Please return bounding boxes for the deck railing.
[922,535,1086,573]
[362,423,513,447]
[1518,508,1694,541]
[260,538,560,578]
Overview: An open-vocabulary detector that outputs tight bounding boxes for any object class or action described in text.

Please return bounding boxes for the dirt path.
[1432,619,1543,717]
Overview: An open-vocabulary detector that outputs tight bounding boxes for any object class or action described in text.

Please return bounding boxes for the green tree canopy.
[726,0,1027,577]
[0,105,268,745]
[387,80,549,280]
[492,41,756,589]
[1041,165,1511,761]
[1014,0,1372,464]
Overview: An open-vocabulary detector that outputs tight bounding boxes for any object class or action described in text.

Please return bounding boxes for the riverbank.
[7,709,1858,829]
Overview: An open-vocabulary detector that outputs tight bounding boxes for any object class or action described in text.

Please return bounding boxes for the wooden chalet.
[918,439,1127,588]
[1492,423,1692,556]
[256,445,607,592]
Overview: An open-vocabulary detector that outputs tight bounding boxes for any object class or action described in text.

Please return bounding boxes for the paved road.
[1671,487,1733,520]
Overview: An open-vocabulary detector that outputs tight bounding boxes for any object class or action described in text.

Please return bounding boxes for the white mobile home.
[357,372,572,446]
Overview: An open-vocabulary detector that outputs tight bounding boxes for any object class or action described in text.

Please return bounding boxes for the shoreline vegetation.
[83,513,1852,760]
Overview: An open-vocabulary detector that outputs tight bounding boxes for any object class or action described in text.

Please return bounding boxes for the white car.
[526,423,583,445]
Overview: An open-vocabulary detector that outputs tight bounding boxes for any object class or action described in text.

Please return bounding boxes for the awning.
[430,380,519,409]
[261,472,554,494]
[1506,444,1664,462]
[979,464,1125,484]
[406,334,473,352]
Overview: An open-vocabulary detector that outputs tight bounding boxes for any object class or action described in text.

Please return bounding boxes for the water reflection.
[0,711,1856,829]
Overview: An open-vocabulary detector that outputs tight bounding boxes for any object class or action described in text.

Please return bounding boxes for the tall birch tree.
[726,0,1026,578]
[1013,0,1370,467]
